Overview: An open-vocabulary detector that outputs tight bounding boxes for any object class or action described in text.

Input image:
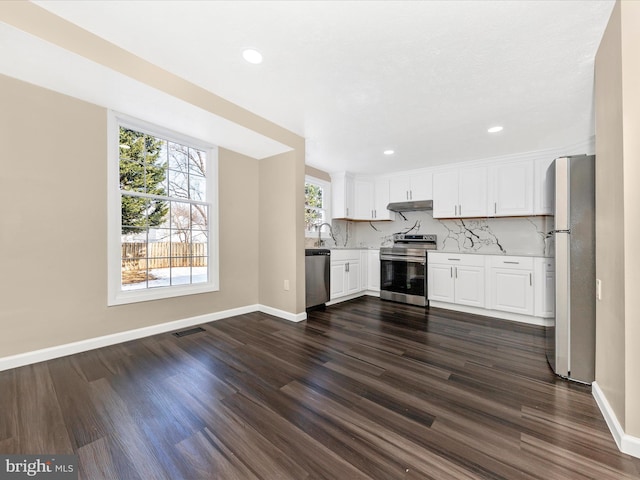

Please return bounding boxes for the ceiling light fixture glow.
[383,149,395,155]
[487,126,503,133]
[242,48,263,64]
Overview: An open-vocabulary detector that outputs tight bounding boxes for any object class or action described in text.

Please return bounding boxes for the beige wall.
[0,75,267,357]
[259,150,307,314]
[595,0,640,437]
[305,165,331,182]
[0,1,308,359]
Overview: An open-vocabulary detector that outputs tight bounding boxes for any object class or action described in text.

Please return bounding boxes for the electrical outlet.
[284,279,290,291]
[596,279,602,301]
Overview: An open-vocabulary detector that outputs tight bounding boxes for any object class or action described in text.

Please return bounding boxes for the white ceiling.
[27,0,615,175]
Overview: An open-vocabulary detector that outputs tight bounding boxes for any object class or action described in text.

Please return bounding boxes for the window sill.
[108,282,219,306]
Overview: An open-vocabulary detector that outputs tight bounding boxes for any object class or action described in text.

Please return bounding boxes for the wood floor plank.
[1,296,640,479]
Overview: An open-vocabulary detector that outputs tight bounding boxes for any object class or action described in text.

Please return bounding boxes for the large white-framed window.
[108,112,219,305]
[305,175,332,238]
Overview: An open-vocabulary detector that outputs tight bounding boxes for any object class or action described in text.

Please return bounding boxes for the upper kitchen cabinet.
[488,160,534,216]
[332,174,392,221]
[353,178,392,221]
[534,156,555,215]
[389,171,432,203]
[330,172,354,219]
[432,166,487,218]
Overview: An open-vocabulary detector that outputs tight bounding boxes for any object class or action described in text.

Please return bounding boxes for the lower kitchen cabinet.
[330,250,361,300]
[489,256,534,315]
[428,252,554,326]
[428,253,485,308]
[367,250,380,292]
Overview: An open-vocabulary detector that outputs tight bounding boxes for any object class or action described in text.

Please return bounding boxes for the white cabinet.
[489,256,534,315]
[534,156,555,215]
[336,176,392,221]
[534,258,555,317]
[330,172,354,219]
[330,250,361,300]
[389,171,433,203]
[367,250,380,292]
[353,178,392,221]
[428,253,485,307]
[353,179,373,220]
[488,161,534,216]
[432,166,487,218]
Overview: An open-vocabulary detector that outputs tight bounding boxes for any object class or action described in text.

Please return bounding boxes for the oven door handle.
[380,255,426,263]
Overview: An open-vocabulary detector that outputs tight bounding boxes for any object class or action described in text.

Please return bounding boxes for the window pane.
[189,148,206,177]
[168,142,189,172]
[121,256,148,286]
[171,258,191,286]
[189,175,206,201]
[192,231,207,257]
[168,169,189,198]
[305,183,323,208]
[192,257,208,284]
[191,205,207,231]
[171,201,192,235]
[305,207,324,230]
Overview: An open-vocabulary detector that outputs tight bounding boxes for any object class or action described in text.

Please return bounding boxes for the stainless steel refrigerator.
[546,154,596,384]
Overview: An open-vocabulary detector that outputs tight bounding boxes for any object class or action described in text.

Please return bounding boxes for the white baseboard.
[259,304,307,322]
[592,381,640,459]
[429,301,553,327]
[0,303,305,372]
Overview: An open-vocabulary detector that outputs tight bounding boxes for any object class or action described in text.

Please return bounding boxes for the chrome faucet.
[317,222,333,247]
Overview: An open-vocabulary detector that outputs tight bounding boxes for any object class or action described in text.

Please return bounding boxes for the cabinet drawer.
[490,256,534,270]
[330,249,361,261]
[428,252,485,267]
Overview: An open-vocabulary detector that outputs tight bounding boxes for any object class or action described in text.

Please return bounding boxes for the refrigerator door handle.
[550,229,571,234]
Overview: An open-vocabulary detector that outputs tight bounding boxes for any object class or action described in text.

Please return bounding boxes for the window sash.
[108,111,219,306]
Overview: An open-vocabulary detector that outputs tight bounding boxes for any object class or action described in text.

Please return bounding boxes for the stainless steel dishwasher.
[305,249,330,309]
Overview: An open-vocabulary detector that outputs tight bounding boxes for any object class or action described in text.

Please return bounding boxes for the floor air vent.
[172,327,205,337]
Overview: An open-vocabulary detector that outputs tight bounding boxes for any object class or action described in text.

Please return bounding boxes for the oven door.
[379,253,427,307]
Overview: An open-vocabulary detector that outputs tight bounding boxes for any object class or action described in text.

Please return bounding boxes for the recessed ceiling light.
[242,48,263,64]
[383,150,395,155]
[488,126,503,133]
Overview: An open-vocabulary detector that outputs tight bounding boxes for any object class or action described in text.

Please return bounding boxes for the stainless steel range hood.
[386,199,433,212]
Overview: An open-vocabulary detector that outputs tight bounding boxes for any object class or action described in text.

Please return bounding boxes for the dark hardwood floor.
[1,296,639,479]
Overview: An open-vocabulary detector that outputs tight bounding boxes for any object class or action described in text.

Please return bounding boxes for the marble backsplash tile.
[334,211,552,256]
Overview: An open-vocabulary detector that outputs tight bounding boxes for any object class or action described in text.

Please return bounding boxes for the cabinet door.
[490,161,534,216]
[331,173,355,219]
[389,175,411,203]
[410,171,433,201]
[491,268,534,315]
[428,263,455,302]
[368,250,380,291]
[458,166,487,217]
[432,170,459,218]
[454,266,485,307]
[534,156,555,215]
[330,262,346,299]
[373,178,392,220]
[346,261,361,294]
[353,179,374,220]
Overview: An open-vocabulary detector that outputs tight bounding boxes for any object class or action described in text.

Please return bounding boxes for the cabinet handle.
[345,262,349,273]
[455,267,458,279]
[494,202,497,214]
[346,207,349,216]
[504,261,520,264]
[450,266,453,278]
[530,273,532,286]
[447,258,461,261]
[406,191,409,200]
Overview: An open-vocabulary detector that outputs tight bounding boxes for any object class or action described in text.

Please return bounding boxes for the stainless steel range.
[380,234,437,307]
